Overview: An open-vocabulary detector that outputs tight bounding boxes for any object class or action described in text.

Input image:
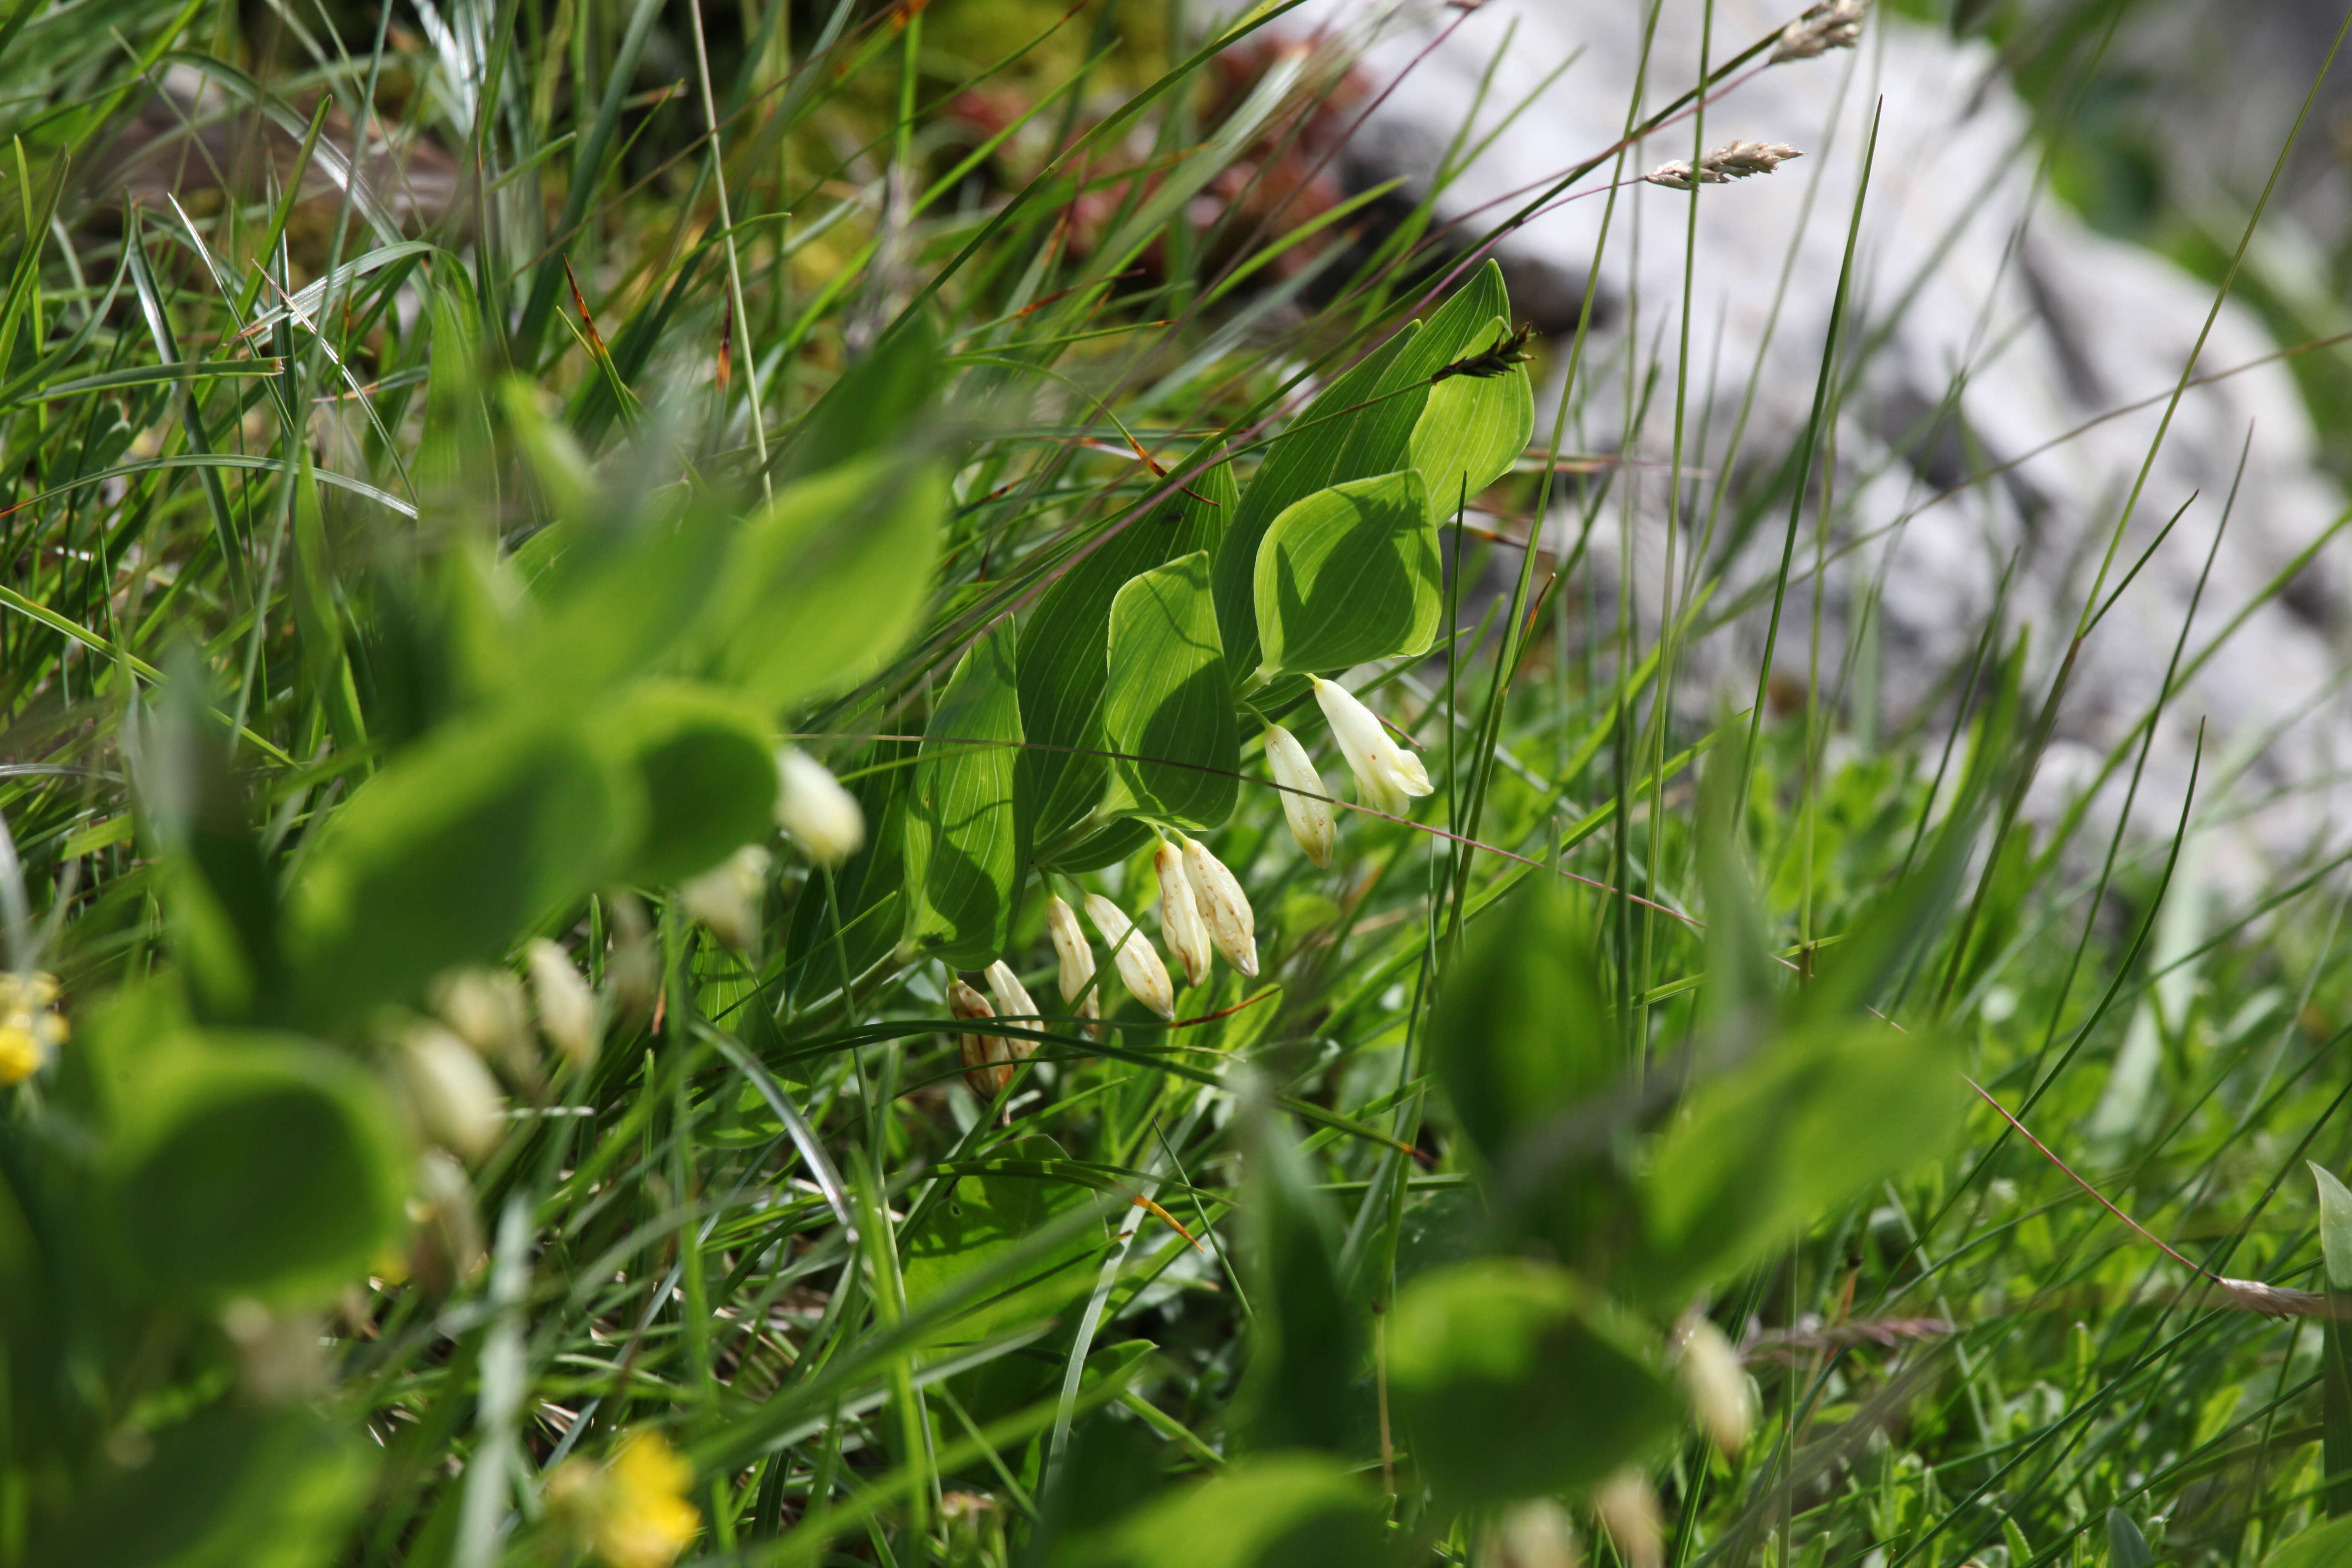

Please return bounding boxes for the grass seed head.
[1771,0,1864,63]
[1643,140,1803,188]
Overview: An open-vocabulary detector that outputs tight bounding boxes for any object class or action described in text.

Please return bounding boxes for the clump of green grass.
[3,3,2352,1568]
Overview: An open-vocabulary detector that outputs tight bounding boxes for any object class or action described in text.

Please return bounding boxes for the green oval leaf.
[1632,1021,1968,1304]
[700,454,949,710]
[599,680,779,887]
[1060,1456,1390,1568]
[1103,550,1239,830]
[906,627,1028,968]
[1388,1257,1676,1506]
[285,716,634,1024]
[110,1036,404,1304]
[1251,469,1438,681]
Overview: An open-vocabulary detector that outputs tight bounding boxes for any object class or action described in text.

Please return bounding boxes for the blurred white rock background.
[1271,0,2352,895]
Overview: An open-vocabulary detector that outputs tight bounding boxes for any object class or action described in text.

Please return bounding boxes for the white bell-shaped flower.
[1083,893,1176,1020]
[774,747,865,864]
[1310,676,1433,815]
[1155,840,1213,988]
[1181,837,1258,977]
[1263,722,1336,867]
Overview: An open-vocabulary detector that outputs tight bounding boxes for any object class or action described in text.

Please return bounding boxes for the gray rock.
[1274,0,2352,885]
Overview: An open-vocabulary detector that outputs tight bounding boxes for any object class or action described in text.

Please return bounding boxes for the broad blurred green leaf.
[1240,1109,1362,1456]
[109,1034,403,1304]
[906,627,1029,968]
[1103,549,1238,830]
[2107,1510,2154,1568]
[1387,1258,1674,1506]
[1055,1455,1390,1568]
[1251,469,1438,681]
[285,715,634,1023]
[778,312,941,480]
[1632,1022,1968,1304]
[1429,882,1634,1270]
[599,680,778,887]
[508,501,731,702]
[30,1406,370,1568]
[699,454,950,712]
[1021,457,1230,855]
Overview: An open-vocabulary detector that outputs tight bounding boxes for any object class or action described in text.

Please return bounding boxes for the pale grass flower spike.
[1181,837,1258,977]
[1083,892,1177,1020]
[1155,839,1214,988]
[1263,721,1336,866]
[1310,676,1433,815]
[1642,140,1803,190]
[1770,0,1863,64]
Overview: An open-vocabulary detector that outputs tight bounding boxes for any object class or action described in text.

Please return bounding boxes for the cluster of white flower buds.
[1643,140,1803,190]
[1259,676,1434,867]
[954,960,1045,1101]
[1770,0,1864,64]
[398,939,604,1165]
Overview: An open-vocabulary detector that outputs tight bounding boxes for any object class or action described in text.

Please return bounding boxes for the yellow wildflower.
[548,1429,701,1568]
[0,972,67,1086]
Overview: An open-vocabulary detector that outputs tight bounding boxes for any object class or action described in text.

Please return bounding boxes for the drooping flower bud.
[605,894,660,1019]
[774,747,864,864]
[1181,837,1258,977]
[679,845,771,950]
[1045,896,1095,1002]
[1488,1500,1582,1568]
[949,977,1010,1098]
[1044,895,1103,1039]
[984,960,1042,1065]
[1594,1469,1663,1568]
[526,939,601,1068]
[1154,840,1213,988]
[432,966,535,1082]
[1083,893,1176,1021]
[400,1023,505,1161]
[1310,676,1433,816]
[1673,1313,1755,1456]
[1263,722,1336,867]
